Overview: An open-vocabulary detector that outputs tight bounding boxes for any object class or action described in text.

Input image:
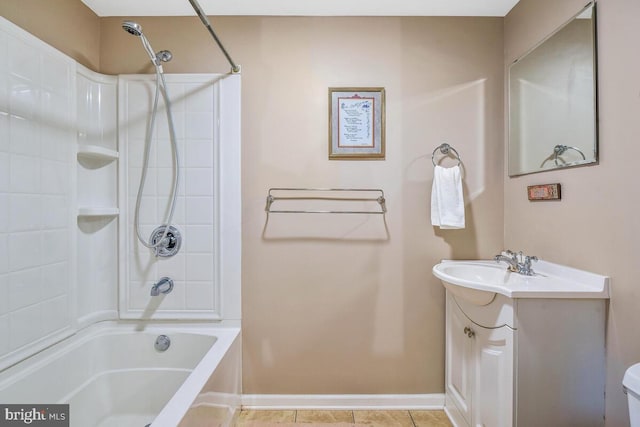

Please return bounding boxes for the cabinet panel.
[446,293,474,426]
[446,291,514,427]
[516,299,605,427]
[474,325,514,427]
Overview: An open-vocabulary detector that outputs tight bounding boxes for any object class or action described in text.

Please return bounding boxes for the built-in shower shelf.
[77,145,119,161]
[77,207,120,217]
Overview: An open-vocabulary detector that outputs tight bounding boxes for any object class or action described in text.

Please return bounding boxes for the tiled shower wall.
[0,18,76,368]
[76,66,118,326]
[118,74,241,320]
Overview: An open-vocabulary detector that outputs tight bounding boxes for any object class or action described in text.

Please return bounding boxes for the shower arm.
[187,0,241,74]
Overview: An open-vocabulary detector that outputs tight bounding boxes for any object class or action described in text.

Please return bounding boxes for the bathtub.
[0,322,241,427]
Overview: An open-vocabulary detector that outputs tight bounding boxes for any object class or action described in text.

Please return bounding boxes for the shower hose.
[133,65,180,252]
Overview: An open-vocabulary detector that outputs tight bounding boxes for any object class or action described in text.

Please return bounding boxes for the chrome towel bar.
[265,188,387,215]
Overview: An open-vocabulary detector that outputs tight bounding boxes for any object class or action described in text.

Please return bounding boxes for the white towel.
[431,165,465,229]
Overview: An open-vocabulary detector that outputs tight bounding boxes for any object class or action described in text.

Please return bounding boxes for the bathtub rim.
[0,320,241,395]
[153,324,241,426]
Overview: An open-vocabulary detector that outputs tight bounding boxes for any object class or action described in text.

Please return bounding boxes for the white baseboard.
[241,394,445,410]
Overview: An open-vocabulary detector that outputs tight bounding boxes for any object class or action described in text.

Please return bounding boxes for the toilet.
[624,363,640,425]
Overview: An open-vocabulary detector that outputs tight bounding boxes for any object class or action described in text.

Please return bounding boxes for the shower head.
[122,20,169,68]
[122,21,143,37]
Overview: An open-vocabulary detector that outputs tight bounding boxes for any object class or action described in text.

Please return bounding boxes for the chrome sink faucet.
[494,252,519,272]
[494,250,538,276]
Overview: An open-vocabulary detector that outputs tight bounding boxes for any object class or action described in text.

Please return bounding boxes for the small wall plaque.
[528,183,561,201]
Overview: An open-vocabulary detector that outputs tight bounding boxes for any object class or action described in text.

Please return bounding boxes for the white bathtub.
[0,322,241,427]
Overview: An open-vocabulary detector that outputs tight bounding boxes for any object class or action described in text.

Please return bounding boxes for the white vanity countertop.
[433,259,609,300]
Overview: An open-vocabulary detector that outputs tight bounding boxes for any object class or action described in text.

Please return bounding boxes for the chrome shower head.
[121,20,168,68]
[122,21,143,37]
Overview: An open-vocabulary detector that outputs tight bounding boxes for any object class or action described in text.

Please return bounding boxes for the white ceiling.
[81,0,520,17]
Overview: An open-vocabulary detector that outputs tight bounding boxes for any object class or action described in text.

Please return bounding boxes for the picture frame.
[328,87,385,160]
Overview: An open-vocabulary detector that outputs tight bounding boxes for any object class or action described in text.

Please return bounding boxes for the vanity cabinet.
[445,291,605,427]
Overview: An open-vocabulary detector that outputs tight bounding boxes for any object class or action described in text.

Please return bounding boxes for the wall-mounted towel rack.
[265,188,387,215]
[432,143,462,166]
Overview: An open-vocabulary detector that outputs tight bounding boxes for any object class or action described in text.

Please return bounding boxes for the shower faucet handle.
[150,225,182,258]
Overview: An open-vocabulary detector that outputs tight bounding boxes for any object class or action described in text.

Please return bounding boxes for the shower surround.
[0,15,241,424]
[118,73,241,320]
[0,17,77,369]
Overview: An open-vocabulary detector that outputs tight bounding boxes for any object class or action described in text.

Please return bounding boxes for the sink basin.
[432,262,514,305]
[432,260,609,303]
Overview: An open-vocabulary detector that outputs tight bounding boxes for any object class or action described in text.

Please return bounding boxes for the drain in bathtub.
[154,334,171,352]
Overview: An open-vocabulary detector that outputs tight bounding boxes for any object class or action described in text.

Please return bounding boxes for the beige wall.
[0,0,100,70]
[505,0,640,425]
[100,15,505,393]
[239,17,504,394]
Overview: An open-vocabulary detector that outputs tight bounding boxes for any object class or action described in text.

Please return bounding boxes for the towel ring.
[554,144,586,166]
[432,143,461,166]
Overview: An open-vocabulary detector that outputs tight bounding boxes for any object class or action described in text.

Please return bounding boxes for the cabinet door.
[473,324,514,427]
[446,293,474,426]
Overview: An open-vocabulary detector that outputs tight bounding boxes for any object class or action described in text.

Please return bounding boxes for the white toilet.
[624,363,640,426]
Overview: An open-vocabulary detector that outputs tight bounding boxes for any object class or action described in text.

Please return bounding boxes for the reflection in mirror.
[508,2,597,176]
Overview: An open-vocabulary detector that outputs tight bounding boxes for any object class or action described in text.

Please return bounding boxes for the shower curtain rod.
[187,0,241,74]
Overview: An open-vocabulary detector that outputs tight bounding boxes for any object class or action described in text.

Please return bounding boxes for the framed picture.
[328,87,385,160]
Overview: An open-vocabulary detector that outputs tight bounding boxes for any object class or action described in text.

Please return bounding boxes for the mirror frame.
[508,2,598,177]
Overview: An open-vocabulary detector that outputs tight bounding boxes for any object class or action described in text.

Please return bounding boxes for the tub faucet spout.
[150,277,174,296]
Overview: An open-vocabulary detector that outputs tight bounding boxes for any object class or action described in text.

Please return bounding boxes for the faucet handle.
[521,255,538,275]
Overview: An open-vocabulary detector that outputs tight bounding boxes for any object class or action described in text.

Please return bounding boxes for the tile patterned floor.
[236,410,452,426]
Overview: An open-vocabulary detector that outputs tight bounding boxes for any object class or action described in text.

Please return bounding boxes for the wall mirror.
[508,2,597,177]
